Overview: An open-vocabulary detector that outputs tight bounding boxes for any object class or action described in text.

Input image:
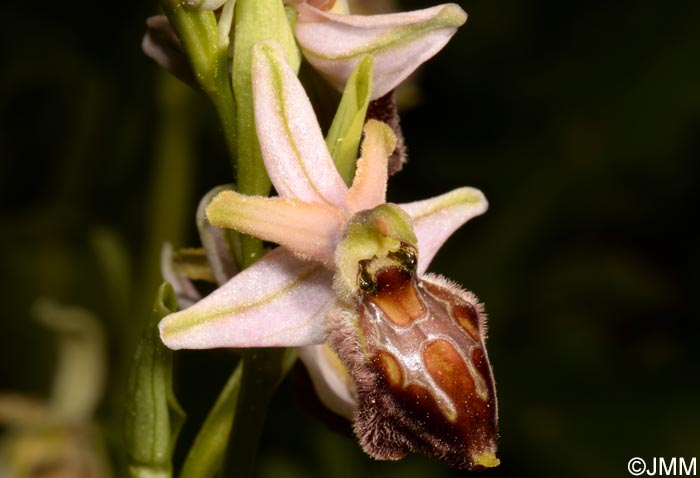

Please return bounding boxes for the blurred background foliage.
[1,0,698,477]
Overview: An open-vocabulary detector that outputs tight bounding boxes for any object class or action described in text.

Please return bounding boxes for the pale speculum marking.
[349,244,498,469]
[358,244,490,423]
[358,263,490,424]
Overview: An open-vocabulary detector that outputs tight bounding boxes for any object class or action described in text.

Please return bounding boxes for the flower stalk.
[223,348,298,478]
[157,0,238,167]
[179,363,242,478]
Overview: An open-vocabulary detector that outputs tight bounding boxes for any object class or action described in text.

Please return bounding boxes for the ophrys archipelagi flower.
[143,1,467,101]
[158,40,498,470]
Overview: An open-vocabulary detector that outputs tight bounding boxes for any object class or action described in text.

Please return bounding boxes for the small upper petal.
[346,120,395,213]
[399,187,487,274]
[160,243,203,309]
[295,3,467,99]
[197,185,240,285]
[252,40,349,208]
[159,248,335,349]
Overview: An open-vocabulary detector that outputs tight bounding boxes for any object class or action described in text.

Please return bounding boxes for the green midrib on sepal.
[259,42,338,206]
[161,266,319,338]
[301,5,465,61]
[410,188,485,221]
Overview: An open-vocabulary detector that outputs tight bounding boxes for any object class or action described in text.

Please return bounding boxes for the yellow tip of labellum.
[473,451,500,468]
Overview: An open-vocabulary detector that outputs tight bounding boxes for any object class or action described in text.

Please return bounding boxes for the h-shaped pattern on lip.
[350,250,498,468]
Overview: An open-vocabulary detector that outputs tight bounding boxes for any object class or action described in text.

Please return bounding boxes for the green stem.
[179,363,243,478]
[239,234,265,268]
[160,0,238,169]
[211,83,238,172]
[223,349,297,478]
[159,3,219,89]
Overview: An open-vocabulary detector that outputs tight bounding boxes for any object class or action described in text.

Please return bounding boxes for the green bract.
[124,283,185,478]
[326,55,374,184]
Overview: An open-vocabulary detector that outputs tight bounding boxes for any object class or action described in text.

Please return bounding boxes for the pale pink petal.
[252,41,349,208]
[196,185,239,285]
[399,187,487,274]
[346,120,395,213]
[142,16,197,88]
[295,3,467,99]
[299,344,356,419]
[159,248,335,349]
[160,243,202,309]
[206,190,345,266]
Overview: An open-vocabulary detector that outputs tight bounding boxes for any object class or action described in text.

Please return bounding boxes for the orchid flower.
[294,1,467,100]
[158,40,498,470]
[143,1,466,100]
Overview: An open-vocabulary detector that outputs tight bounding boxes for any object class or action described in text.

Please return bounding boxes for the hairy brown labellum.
[329,244,499,470]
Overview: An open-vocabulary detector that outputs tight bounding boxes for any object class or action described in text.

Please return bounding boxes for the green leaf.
[325,55,374,185]
[124,283,186,478]
[179,363,242,478]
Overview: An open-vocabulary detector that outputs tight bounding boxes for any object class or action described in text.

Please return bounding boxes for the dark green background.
[1,1,698,477]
